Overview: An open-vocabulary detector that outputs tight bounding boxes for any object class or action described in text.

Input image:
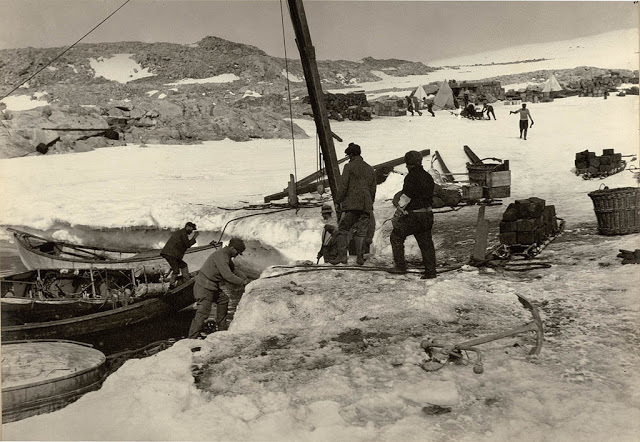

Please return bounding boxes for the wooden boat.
[1,268,195,341]
[2,339,107,423]
[9,228,218,272]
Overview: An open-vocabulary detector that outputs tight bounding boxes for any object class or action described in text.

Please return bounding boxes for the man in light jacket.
[188,237,249,338]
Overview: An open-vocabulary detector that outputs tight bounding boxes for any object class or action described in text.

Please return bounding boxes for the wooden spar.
[41,128,110,131]
[296,156,349,188]
[287,0,342,210]
[264,149,431,203]
[373,148,430,172]
[464,145,482,164]
[432,151,455,183]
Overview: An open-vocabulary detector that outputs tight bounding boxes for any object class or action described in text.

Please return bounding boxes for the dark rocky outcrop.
[0,36,442,157]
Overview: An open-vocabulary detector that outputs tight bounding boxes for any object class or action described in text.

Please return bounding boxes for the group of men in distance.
[162,143,439,338]
[318,142,437,279]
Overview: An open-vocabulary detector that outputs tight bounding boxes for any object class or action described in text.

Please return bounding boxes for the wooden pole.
[287,0,342,213]
[288,174,299,206]
[472,205,490,262]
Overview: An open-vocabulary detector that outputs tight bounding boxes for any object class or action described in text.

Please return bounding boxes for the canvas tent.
[412,85,428,102]
[432,80,456,110]
[542,74,563,94]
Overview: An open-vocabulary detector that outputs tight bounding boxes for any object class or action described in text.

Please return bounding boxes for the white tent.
[432,80,456,110]
[413,85,428,102]
[542,74,563,93]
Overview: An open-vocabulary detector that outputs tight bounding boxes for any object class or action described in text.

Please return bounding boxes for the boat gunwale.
[13,230,217,266]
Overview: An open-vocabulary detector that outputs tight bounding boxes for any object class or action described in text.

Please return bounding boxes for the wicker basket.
[588,186,640,235]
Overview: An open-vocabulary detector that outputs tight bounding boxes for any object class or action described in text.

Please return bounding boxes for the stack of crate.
[575,149,623,175]
[499,197,559,246]
[374,99,406,117]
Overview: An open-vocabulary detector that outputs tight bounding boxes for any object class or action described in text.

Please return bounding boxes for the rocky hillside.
[0,37,437,158]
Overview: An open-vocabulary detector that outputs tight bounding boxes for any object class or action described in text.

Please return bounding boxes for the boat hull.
[1,278,195,341]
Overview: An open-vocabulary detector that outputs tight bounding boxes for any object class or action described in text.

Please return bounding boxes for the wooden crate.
[461,184,483,201]
[487,170,511,188]
[488,186,511,198]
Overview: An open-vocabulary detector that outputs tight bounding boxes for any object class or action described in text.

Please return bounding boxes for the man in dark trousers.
[331,142,377,266]
[161,221,199,286]
[188,237,249,338]
[482,101,496,120]
[510,103,534,140]
[390,151,437,279]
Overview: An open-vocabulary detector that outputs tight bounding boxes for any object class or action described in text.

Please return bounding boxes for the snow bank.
[330,29,638,95]
[1,96,637,263]
[0,94,49,111]
[5,245,639,440]
[89,53,155,83]
[165,73,240,86]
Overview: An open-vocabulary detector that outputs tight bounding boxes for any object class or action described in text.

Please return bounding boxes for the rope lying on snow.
[262,264,464,279]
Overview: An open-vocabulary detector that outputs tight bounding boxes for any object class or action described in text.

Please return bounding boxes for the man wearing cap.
[332,142,377,265]
[390,151,437,279]
[161,222,199,286]
[317,204,339,263]
[188,237,250,338]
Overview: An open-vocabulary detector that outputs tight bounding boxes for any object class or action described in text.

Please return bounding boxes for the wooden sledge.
[492,218,566,260]
[575,160,627,180]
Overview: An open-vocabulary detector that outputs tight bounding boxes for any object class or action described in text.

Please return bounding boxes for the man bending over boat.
[188,237,249,338]
[161,221,199,286]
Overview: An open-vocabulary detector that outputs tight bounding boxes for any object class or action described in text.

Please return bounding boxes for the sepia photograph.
[0,0,638,440]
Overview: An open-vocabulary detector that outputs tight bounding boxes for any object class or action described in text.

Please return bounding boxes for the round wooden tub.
[2,339,107,423]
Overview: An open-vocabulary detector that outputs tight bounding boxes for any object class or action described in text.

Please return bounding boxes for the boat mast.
[286,0,343,210]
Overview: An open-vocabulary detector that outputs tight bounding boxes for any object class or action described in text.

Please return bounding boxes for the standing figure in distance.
[331,142,377,266]
[161,221,199,286]
[188,237,249,338]
[389,151,437,279]
[510,103,534,140]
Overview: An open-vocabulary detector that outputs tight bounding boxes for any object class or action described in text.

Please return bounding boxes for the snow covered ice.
[1,29,640,441]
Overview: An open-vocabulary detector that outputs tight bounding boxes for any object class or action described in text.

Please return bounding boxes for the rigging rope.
[279,0,298,184]
[0,0,133,102]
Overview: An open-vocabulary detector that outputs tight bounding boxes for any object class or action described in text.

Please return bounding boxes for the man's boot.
[390,243,407,274]
[329,231,348,265]
[420,248,437,280]
[354,236,365,266]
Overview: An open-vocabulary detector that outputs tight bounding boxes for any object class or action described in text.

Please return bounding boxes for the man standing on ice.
[331,142,377,266]
[510,103,534,140]
[389,151,437,279]
[160,221,199,287]
[188,237,249,338]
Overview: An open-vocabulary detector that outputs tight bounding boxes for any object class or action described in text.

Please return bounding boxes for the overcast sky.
[0,1,637,63]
